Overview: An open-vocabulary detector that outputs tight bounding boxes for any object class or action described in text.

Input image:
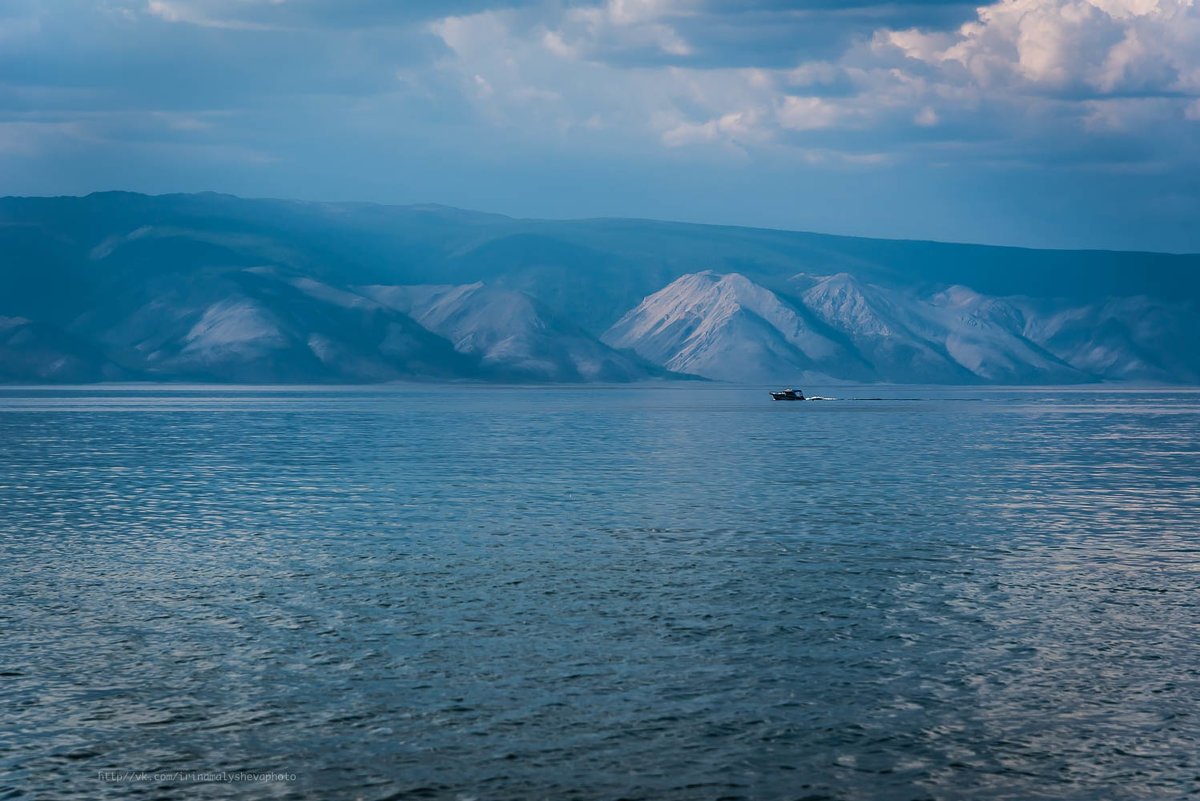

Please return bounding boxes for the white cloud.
[886,0,1200,96]
[418,0,1200,168]
[430,10,580,130]
[915,106,939,127]
[660,109,767,149]
[776,96,841,131]
[552,0,696,58]
[429,9,778,148]
[144,0,286,30]
[786,61,842,88]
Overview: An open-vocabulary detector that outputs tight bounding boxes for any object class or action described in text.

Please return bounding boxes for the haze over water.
[3,385,1199,800]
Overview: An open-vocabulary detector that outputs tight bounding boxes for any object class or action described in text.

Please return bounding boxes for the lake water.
[2,385,1199,800]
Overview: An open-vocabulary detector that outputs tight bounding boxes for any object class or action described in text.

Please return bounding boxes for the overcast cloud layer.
[2,0,1198,250]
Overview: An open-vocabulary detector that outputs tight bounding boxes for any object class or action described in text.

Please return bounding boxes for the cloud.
[884,0,1200,97]
[427,8,857,156]
[419,0,1200,171]
[775,96,843,131]
[135,0,547,30]
[660,108,769,149]
[144,0,286,31]
[915,106,940,126]
[548,0,696,59]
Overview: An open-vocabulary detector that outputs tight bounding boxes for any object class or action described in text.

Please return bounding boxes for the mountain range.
[1,191,1197,384]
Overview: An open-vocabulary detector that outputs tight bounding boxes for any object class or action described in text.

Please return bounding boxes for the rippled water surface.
[3,385,1200,800]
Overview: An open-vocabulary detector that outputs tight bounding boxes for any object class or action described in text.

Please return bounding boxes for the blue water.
[2,385,1199,800]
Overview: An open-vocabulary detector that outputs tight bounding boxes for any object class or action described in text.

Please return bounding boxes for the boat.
[770,388,806,401]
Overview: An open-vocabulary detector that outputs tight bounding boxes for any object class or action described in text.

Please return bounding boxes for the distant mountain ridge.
[0,191,1197,384]
[603,271,1193,384]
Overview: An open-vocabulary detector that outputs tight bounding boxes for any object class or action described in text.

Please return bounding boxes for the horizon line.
[3,189,1197,258]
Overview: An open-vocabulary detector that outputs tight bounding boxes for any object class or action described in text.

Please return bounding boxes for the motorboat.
[770,388,806,401]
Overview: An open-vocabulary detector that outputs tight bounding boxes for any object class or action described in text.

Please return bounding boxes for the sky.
[2,0,1200,251]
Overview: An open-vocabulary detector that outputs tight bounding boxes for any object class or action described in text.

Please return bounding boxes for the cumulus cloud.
[659,107,773,150]
[775,96,842,131]
[884,0,1200,96]
[422,0,1200,168]
[554,0,697,58]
